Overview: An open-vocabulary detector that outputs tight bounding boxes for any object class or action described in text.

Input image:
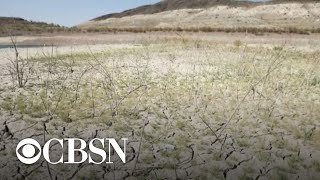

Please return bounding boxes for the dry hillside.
[79,1,320,33]
[0,17,73,37]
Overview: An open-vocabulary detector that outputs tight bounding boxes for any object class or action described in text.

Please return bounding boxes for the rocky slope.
[92,0,252,21]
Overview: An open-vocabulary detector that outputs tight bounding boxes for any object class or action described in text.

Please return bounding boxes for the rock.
[163,144,175,152]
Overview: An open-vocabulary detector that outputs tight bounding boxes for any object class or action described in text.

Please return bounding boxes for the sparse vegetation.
[0,37,319,179]
[82,26,320,35]
[6,36,33,88]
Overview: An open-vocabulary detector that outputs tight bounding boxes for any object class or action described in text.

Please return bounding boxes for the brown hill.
[0,17,69,37]
[80,0,320,34]
[92,0,253,21]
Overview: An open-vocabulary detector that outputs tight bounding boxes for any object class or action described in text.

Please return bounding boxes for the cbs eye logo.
[16,138,42,164]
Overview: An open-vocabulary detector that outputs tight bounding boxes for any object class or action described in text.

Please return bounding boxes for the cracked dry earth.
[0,40,319,180]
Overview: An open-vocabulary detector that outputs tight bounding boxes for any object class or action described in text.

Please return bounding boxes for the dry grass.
[84,26,320,35]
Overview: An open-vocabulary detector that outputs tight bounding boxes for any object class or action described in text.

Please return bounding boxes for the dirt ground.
[0,32,319,180]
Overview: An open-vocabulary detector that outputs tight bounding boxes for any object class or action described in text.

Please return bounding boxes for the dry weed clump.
[5,37,33,88]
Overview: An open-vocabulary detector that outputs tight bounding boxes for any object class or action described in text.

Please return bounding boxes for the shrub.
[234,39,242,47]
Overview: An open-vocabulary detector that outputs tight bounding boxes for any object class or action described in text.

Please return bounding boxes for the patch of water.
[0,45,45,49]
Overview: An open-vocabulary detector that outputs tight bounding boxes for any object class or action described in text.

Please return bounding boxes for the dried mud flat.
[0,33,319,180]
